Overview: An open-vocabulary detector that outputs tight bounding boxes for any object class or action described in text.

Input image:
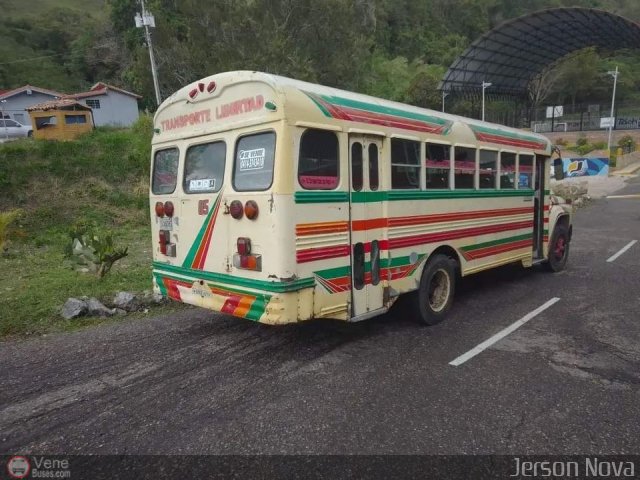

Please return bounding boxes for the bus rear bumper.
[152,268,315,324]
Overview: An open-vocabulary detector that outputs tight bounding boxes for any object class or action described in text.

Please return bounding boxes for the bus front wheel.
[414,254,456,325]
[546,224,570,272]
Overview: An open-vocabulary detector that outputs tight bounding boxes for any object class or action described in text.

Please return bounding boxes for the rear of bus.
[150,72,313,324]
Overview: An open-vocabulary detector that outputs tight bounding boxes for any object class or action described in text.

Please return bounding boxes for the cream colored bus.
[150,71,572,325]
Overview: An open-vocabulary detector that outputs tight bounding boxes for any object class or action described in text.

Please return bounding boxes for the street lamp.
[606,66,619,158]
[481,81,492,122]
[0,100,7,141]
[441,91,449,113]
[135,0,162,106]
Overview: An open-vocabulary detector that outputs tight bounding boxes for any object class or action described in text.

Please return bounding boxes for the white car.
[0,118,33,142]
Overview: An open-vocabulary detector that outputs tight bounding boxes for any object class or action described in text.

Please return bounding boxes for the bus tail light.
[244,200,259,220]
[237,237,251,255]
[234,237,261,271]
[155,202,165,217]
[158,230,176,257]
[164,201,174,217]
[229,200,244,219]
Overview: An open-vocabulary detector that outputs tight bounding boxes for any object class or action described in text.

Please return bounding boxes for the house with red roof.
[64,82,142,127]
[0,85,63,126]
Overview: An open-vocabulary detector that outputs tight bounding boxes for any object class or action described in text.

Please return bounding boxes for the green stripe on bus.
[153,262,315,293]
[470,124,547,144]
[154,272,168,296]
[294,191,350,203]
[461,233,532,252]
[323,95,451,127]
[182,197,216,268]
[314,255,424,281]
[295,189,535,204]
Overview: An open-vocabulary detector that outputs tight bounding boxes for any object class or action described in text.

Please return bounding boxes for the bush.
[66,220,129,278]
[0,209,23,253]
[576,136,588,146]
[592,141,608,150]
[555,137,568,146]
[618,134,637,153]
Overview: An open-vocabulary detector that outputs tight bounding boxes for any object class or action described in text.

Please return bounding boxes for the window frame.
[425,141,452,190]
[452,144,477,190]
[232,129,277,192]
[298,128,340,191]
[499,149,517,190]
[478,148,499,190]
[390,137,422,190]
[152,147,180,195]
[183,139,227,194]
[86,99,101,109]
[517,153,536,190]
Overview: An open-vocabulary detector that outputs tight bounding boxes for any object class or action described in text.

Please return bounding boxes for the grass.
[3,0,105,18]
[0,116,184,338]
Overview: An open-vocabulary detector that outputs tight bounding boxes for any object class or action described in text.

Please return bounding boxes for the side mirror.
[553,158,564,180]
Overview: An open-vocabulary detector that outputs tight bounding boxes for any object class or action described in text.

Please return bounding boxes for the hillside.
[2,0,106,17]
[0,118,160,337]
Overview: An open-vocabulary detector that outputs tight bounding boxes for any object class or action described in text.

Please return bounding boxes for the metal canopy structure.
[440,7,640,99]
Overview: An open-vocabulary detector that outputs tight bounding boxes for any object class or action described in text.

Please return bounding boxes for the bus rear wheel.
[414,254,456,325]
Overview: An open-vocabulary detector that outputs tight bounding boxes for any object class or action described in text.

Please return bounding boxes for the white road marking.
[449,297,561,367]
[606,240,638,263]
[606,194,640,199]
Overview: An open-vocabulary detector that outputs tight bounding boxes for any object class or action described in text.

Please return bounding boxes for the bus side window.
[368,144,379,191]
[519,154,535,189]
[425,143,450,189]
[453,147,476,189]
[391,138,420,189]
[500,152,516,189]
[298,129,339,190]
[152,148,179,195]
[479,150,498,189]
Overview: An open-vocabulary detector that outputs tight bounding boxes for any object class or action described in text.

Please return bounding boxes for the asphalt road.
[1,177,639,456]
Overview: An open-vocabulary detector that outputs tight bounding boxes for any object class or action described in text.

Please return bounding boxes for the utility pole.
[441,91,449,113]
[135,0,162,106]
[606,66,619,157]
[481,81,492,122]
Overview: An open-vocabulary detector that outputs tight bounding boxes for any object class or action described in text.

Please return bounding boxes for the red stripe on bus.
[339,107,446,134]
[387,221,532,250]
[462,239,533,261]
[352,218,388,231]
[387,207,533,228]
[475,132,546,150]
[296,245,350,263]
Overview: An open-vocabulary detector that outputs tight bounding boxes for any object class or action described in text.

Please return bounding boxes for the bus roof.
[154,71,551,153]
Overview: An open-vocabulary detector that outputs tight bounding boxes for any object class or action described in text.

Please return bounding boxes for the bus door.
[533,154,547,258]
[348,135,385,319]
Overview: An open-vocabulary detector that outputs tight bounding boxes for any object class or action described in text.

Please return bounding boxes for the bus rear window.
[233,132,276,191]
[184,141,226,194]
[152,148,179,195]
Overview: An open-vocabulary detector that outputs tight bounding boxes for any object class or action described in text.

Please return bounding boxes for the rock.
[86,298,114,317]
[61,298,87,319]
[152,292,165,304]
[113,308,128,316]
[139,290,166,306]
[113,291,139,311]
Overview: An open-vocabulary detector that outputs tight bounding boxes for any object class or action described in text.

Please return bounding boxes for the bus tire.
[546,223,570,272]
[414,254,456,325]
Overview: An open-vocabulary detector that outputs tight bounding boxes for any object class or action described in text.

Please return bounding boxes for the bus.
[150,71,572,325]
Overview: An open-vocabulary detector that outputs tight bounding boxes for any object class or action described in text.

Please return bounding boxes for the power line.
[0,53,67,65]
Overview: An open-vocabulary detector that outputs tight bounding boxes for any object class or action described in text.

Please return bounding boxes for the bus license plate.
[159,217,173,231]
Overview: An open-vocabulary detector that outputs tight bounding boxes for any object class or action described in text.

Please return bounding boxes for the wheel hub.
[428,269,451,312]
